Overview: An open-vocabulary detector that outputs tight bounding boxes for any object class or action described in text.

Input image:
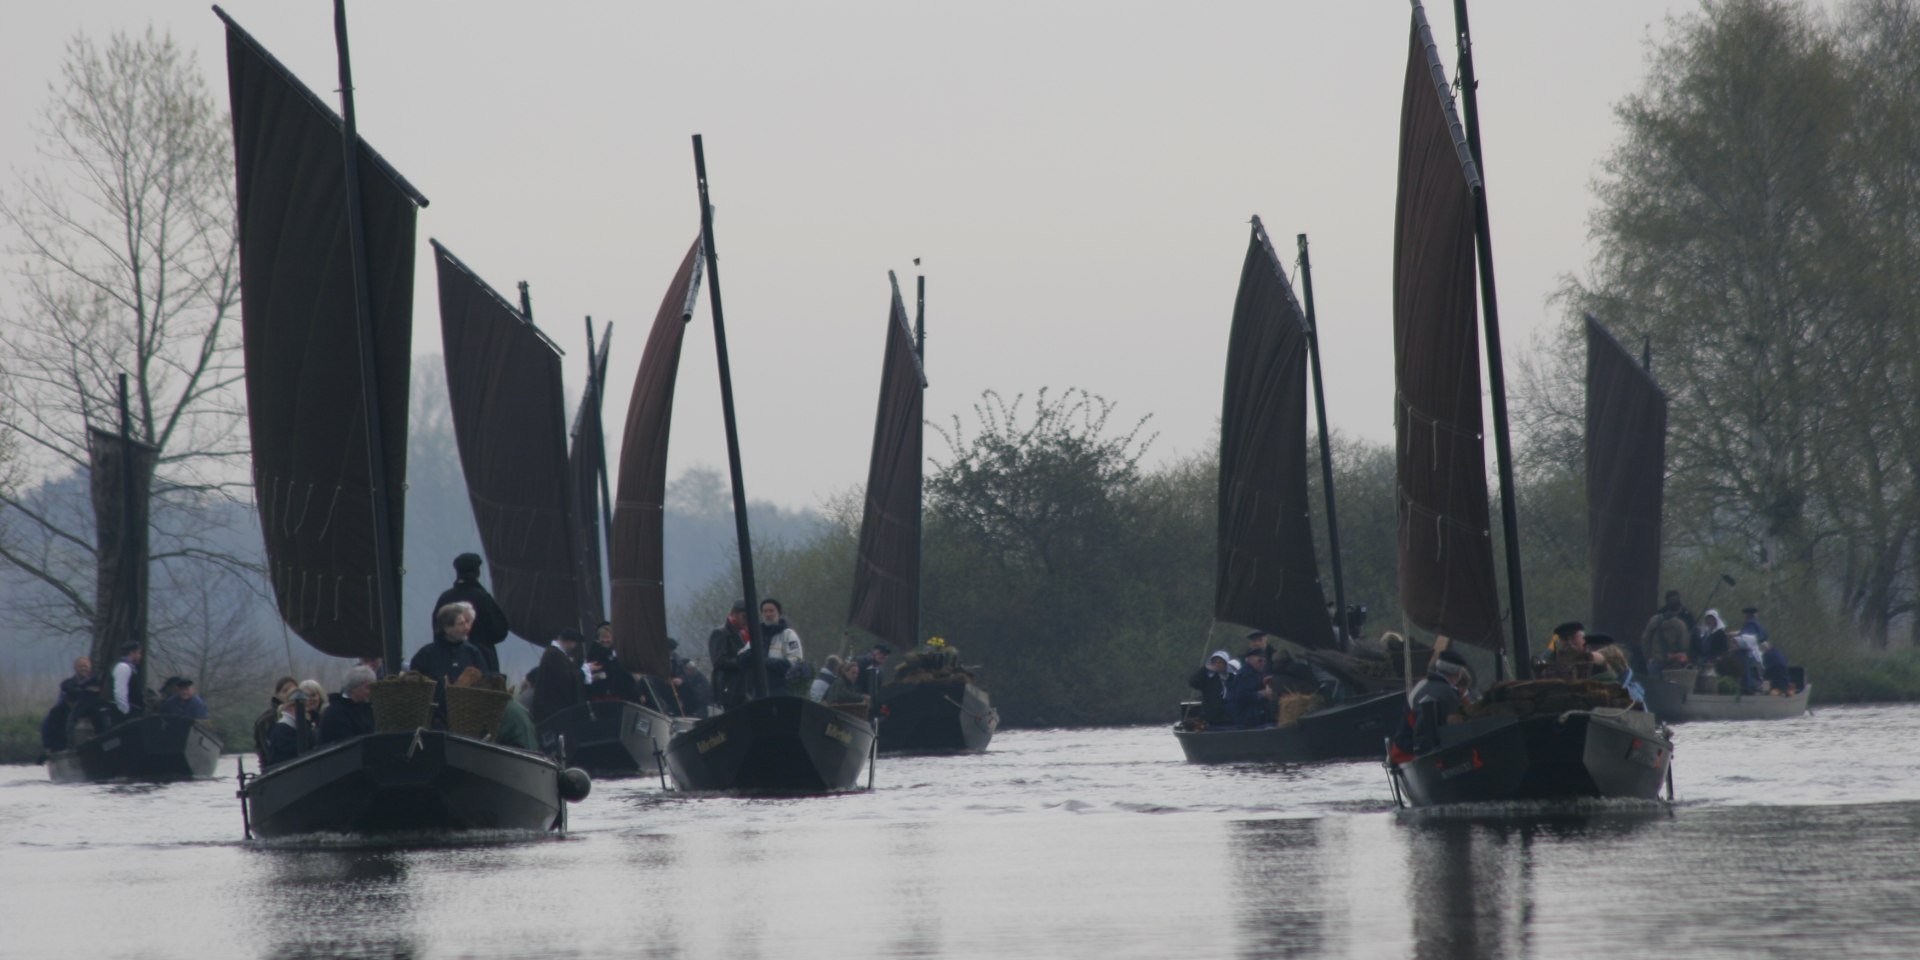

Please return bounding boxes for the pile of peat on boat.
[666,697,874,794]
[46,715,222,784]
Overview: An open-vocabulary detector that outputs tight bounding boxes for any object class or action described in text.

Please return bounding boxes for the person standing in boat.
[411,602,490,716]
[708,600,756,708]
[1240,632,1278,679]
[532,627,588,723]
[39,657,99,752]
[669,642,712,717]
[855,642,892,691]
[1692,609,1731,664]
[1739,606,1770,645]
[1761,641,1795,695]
[583,621,638,702]
[1387,644,1473,763]
[431,553,511,675]
[318,665,377,744]
[153,677,210,721]
[757,599,801,688]
[107,642,145,724]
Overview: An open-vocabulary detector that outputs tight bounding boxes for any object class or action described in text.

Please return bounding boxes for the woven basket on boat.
[1275,692,1326,728]
[370,673,437,732]
[445,684,511,738]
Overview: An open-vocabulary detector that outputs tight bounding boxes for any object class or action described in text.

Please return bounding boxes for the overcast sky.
[1,0,1766,511]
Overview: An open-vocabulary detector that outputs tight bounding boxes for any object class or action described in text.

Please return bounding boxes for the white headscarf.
[1699,608,1724,636]
[1204,649,1240,674]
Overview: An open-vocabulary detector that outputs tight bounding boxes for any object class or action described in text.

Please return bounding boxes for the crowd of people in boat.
[1184,630,1344,729]
[37,642,211,755]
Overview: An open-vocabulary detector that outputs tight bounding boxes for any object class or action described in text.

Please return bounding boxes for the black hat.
[555,627,585,644]
[453,552,483,573]
[1244,630,1268,641]
[1552,621,1585,638]
[161,676,189,690]
[1437,649,1470,667]
[596,620,612,630]
[872,642,893,655]
[1742,606,1759,615]
[1585,633,1616,648]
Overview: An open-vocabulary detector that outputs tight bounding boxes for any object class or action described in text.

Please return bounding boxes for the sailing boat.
[655,136,875,793]
[851,274,997,755]
[1384,0,1670,806]
[219,3,586,836]
[432,244,682,776]
[1171,218,1404,764]
[46,376,223,783]
[1592,320,1810,722]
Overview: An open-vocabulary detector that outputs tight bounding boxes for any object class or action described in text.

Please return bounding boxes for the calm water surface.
[2,704,1918,959]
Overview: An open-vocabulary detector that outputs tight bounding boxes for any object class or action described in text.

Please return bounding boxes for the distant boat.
[432,242,683,777]
[1585,317,1811,723]
[842,274,997,755]
[46,378,222,783]
[1383,0,1671,807]
[645,137,873,793]
[218,2,584,837]
[1171,218,1402,765]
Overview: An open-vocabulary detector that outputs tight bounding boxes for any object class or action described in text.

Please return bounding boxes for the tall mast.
[333,0,403,672]
[587,317,616,593]
[692,134,769,700]
[117,374,146,696]
[914,272,926,648]
[1295,235,1349,652]
[1451,0,1530,676]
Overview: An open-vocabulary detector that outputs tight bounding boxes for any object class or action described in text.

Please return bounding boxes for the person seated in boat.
[318,665,377,745]
[432,553,511,675]
[252,677,297,767]
[1586,637,1647,708]
[152,677,210,721]
[411,601,489,691]
[855,643,893,691]
[1535,622,1603,679]
[40,657,99,752]
[1187,650,1240,726]
[810,655,844,702]
[1230,653,1279,725]
[823,658,868,704]
[1387,644,1474,763]
[1692,609,1731,663]
[264,681,325,767]
[532,627,589,723]
[1241,632,1278,678]
[759,599,806,687]
[667,640,713,717]
[1729,631,1765,694]
[1760,641,1795,695]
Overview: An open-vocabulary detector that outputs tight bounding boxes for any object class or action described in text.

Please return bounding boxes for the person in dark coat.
[584,622,640,702]
[1388,646,1473,763]
[252,677,297,767]
[707,600,756,710]
[854,643,893,692]
[670,646,712,717]
[532,627,588,723]
[1186,650,1239,726]
[1740,606,1770,645]
[1761,641,1795,694]
[318,666,378,745]
[40,657,98,752]
[152,677,210,720]
[411,602,489,686]
[1692,609,1731,664]
[431,553,511,675]
[1241,632,1278,678]
[1226,656,1275,726]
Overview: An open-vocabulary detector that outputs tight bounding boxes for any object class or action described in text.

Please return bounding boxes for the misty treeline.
[1522,0,1920,663]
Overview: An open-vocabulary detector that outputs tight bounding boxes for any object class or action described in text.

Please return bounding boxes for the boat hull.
[666,696,874,794]
[1173,690,1403,764]
[1642,668,1811,723]
[242,730,567,838]
[875,680,996,755]
[1392,709,1671,807]
[537,700,686,778]
[45,715,223,783]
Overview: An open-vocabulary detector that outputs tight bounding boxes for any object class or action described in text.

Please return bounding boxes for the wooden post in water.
[692,134,770,700]
[1296,234,1350,652]
[332,0,404,673]
[1452,0,1530,678]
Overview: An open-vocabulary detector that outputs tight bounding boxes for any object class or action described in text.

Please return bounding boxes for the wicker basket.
[370,673,437,732]
[445,684,510,738]
[1276,692,1326,728]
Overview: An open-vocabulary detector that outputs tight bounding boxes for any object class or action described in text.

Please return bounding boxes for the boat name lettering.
[824,723,853,745]
[697,732,727,754]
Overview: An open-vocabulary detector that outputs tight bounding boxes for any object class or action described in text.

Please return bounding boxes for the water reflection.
[251,850,415,960]
[1230,819,1326,959]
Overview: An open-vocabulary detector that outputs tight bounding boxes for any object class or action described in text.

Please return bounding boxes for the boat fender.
[559,767,592,803]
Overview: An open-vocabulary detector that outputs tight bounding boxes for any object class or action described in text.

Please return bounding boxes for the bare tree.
[0,29,249,647]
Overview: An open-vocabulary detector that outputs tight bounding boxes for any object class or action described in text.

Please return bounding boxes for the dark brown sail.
[1215,219,1337,649]
[848,274,927,649]
[1392,12,1502,650]
[609,240,704,678]
[222,10,425,660]
[569,331,613,633]
[1585,316,1667,645]
[87,426,156,671]
[434,241,585,647]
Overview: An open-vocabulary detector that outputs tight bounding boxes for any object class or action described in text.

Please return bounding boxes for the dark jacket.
[672,659,712,717]
[1762,646,1792,691]
[531,644,586,723]
[264,716,302,767]
[1389,672,1465,761]
[708,622,752,709]
[317,693,375,744]
[432,578,511,674]
[1187,666,1236,725]
[1692,628,1730,663]
[1226,669,1272,726]
[409,637,487,686]
[153,695,210,720]
[584,641,640,702]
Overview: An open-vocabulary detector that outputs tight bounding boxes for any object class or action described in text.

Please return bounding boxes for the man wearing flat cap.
[1388,639,1474,762]
[432,552,511,675]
